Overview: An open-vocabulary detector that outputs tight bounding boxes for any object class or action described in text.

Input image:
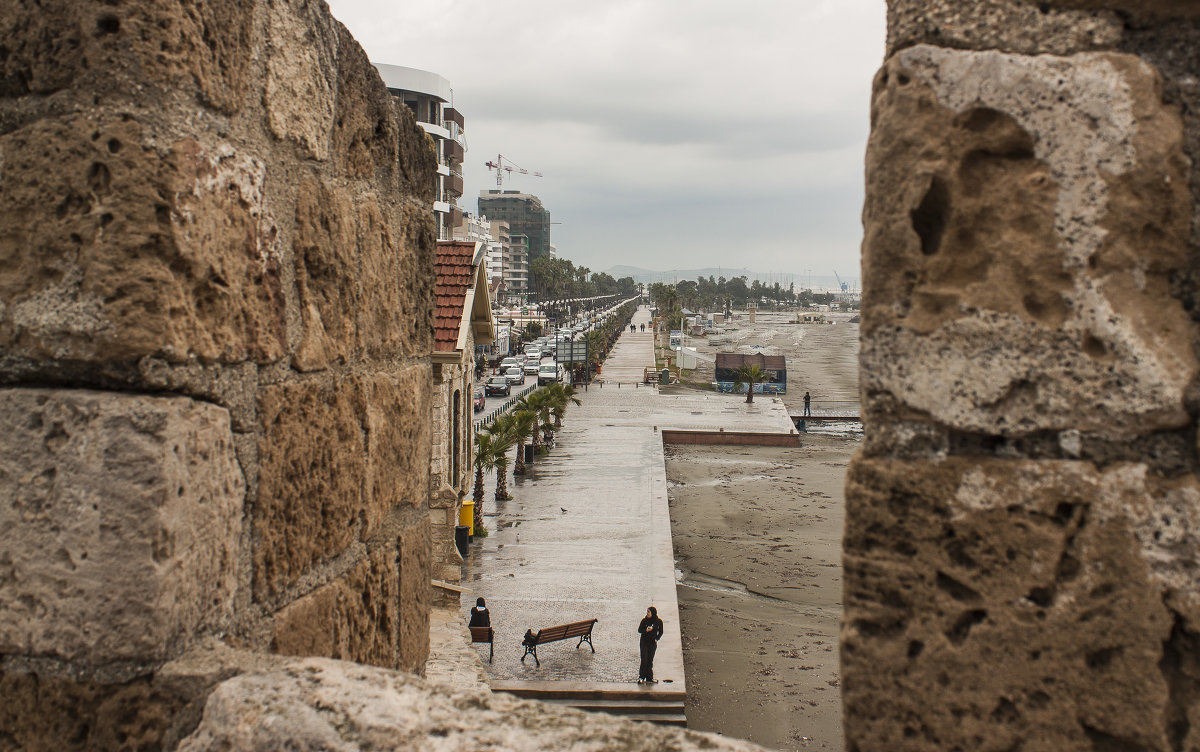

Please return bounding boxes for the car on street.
[484,377,511,397]
[500,356,521,372]
[473,388,486,411]
[523,360,540,376]
[504,366,526,385]
[538,363,562,385]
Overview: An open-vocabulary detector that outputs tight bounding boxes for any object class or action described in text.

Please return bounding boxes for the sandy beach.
[665,310,859,750]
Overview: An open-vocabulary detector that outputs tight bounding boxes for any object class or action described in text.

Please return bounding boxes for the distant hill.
[604,265,852,293]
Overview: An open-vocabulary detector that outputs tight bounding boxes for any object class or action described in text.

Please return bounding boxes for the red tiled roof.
[434,241,477,353]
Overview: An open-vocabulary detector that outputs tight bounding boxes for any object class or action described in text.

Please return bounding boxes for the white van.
[537,363,563,385]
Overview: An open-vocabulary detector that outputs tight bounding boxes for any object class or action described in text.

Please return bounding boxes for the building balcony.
[418,121,450,140]
[433,201,450,214]
[436,163,450,176]
[444,108,465,129]
[446,172,464,196]
[444,139,464,163]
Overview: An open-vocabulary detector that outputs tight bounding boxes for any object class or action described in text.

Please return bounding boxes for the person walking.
[469,597,490,627]
[636,606,664,683]
[803,391,811,417]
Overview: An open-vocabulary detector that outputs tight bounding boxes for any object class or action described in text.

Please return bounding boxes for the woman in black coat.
[469,597,490,628]
[637,606,664,683]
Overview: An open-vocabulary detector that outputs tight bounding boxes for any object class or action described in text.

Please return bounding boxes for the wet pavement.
[461,306,795,695]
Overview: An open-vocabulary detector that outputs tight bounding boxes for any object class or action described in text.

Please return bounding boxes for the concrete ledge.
[661,429,800,447]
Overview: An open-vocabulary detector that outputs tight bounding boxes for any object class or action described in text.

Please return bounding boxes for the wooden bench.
[520,619,597,667]
[470,626,494,663]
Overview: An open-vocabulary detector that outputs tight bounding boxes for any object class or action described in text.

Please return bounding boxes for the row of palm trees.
[469,382,582,534]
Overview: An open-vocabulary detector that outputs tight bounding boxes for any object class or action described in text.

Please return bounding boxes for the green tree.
[509,408,537,476]
[482,417,516,501]
[733,364,769,404]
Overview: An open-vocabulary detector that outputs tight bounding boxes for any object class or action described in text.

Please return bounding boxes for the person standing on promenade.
[637,606,664,683]
[469,597,490,628]
[803,391,811,417]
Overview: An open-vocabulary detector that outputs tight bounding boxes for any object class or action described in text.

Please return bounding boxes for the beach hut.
[714,352,787,394]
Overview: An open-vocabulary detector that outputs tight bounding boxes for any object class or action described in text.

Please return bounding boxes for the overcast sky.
[324,0,886,284]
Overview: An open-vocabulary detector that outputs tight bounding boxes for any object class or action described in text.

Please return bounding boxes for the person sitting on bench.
[469,597,490,627]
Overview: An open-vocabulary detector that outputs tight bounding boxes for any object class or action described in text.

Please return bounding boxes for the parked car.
[484,377,511,397]
[473,388,486,412]
[538,363,562,385]
[504,366,525,385]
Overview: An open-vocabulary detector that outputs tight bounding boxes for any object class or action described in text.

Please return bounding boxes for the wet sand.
[665,310,859,750]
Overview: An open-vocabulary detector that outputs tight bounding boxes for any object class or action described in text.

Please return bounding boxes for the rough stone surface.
[0,116,287,370]
[358,200,436,362]
[0,389,244,668]
[399,519,433,674]
[291,177,359,372]
[178,657,767,752]
[861,46,1195,440]
[253,378,366,602]
[1051,0,1200,20]
[0,0,255,111]
[331,24,400,180]
[887,0,1123,56]
[363,369,431,539]
[844,456,1200,751]
[270,544,401,669]
[264,0,339,161]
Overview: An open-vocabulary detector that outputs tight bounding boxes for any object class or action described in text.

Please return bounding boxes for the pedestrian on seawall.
[637,606,664,684]
[803,391,811,417]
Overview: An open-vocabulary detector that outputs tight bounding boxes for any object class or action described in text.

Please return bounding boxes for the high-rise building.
[375,64,466,240]
[477,190,551,265]
[504,233,530,298]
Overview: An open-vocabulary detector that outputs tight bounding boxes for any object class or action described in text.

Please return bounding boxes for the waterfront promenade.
[460,306,796,710]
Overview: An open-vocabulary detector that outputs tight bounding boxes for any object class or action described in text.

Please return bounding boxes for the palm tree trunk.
[514,444,526,475]
[473,497,485,533]
[473,465,485,504]
[746,380,755,404]
[495,466,510,500]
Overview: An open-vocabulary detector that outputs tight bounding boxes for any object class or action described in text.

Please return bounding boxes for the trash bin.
[454,525,470,558]
[661,368,670,385]
[523,444,535,464]
[459,500,475,536]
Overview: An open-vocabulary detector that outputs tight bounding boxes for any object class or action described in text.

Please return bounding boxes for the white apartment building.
[373,63,466,240]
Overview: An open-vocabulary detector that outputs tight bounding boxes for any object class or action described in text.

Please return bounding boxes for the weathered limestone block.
[363,369,431,539]
[264,0,339,161]
[862,46,1195,439]
[178,657,767,752]
[399,519,432,674]
[1050,0,1200,19]
[292,186,434,371]
[0,389,244,667]
[358,200,436,362]
[0,0,254,112]
[844,456,1200,751]
[253,378,366,601]
[270,545,401,669]
[331,23,401,180]
[292,177,359,372]
[0,115,286,370]
[886,0,1123,57]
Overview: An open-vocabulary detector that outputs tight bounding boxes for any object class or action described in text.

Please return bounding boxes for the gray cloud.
[326,0,886,280]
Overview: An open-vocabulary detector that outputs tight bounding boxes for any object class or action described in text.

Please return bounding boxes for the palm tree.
[547,383,581,428]
[733,364,769,404]
[484,416,516,501]
[509,409,536,476]
[514,391,551,455]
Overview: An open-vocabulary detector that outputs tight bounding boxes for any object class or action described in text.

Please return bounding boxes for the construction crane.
[485,154,543,187]
[833,269,849,295]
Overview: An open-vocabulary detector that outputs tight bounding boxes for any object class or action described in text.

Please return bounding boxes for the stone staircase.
[493,682,687,727]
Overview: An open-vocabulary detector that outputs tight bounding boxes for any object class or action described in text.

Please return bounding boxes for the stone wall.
[848,1,1200,749]
[0,1,436,748]
[429,346,474,596]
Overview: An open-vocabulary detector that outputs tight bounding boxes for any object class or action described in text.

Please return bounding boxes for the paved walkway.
[460,306,794,697]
